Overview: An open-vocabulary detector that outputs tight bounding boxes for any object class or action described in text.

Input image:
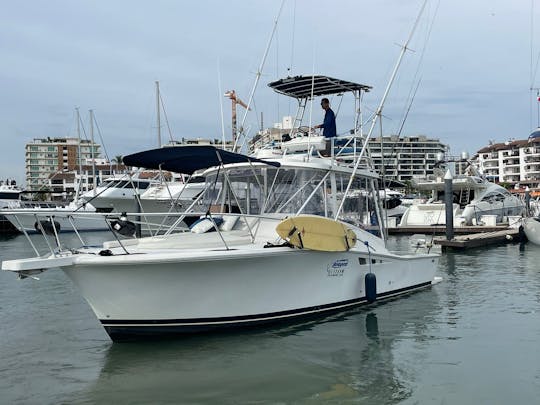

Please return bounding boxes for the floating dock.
[433,228,521,250]
[388,225,510,235]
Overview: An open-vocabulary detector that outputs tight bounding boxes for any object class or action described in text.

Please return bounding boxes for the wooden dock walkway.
[433,228,521,250]
[388,225,510,235]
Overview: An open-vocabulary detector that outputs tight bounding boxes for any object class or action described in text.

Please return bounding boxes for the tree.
[112,155,123,171]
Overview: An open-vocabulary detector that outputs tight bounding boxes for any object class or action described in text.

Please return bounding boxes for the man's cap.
[321,98,330,104]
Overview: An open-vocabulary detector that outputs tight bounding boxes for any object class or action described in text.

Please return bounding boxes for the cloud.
[0,0,538,184]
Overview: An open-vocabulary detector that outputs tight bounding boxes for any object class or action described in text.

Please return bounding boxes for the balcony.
[525,165,540,174]
[503,168,520,174]
[482,154,498,161]
[502,157,519,164]
[525,155,540,163]
[523,147,540,155]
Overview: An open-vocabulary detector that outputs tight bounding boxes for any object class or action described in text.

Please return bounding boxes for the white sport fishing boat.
[80,173,205,232]
[80,174,158,213]
[400,165,524,226]
[1,200,107,233]
[2,76,440,341]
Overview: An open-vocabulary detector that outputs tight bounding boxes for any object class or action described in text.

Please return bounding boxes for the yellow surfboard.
[276,215,357,252]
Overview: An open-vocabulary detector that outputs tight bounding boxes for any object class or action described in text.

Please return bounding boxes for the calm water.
[1,232,540,404]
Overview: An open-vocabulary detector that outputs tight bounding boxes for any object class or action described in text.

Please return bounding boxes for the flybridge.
[267,75,372,99]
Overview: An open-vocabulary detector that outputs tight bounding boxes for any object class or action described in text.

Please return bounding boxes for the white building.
[47,163,127,201]
[366,135,448,183]
[249,117,449,184]
[475,132,540,186]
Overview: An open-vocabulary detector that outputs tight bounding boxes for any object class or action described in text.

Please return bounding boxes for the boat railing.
[1,209,287,260]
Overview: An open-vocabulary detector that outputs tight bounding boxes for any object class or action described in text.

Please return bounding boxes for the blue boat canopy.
[122,145,280,175]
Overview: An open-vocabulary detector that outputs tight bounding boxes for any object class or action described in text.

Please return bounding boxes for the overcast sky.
[1,0,539,184]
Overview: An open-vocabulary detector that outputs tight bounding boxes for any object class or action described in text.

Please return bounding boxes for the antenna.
[234,0,285,152]
[335,0,430,221]
[156,81,161,148]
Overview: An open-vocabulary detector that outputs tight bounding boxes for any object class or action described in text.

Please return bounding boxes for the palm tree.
[112,155,123,172]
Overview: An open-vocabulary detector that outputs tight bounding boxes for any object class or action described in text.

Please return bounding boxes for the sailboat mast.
[89,109,96,195]
[76,108,82,170]
[76,107,83,195]
[156,81,162,148]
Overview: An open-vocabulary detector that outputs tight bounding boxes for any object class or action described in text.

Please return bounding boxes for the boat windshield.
[201,165,377,225]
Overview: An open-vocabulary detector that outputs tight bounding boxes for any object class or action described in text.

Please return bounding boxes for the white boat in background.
[80,174,159,213]
[2,200,108,233]
[0,180,22,209]
[79,173,205,231]
[2,75,440,342]
[0,180,24,233]
[522,217,540,245]
[400,166,524,226]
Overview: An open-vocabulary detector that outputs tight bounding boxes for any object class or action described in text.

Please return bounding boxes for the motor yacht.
[0,179,22,208]
[399,166,524,226]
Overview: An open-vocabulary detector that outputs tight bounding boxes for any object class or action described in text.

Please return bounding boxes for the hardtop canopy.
[268,75,372,99]
[123,145,280,175]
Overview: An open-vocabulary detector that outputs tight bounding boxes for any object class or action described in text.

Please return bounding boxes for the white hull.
[399,203,461,226]
[60,244,438,341]
[461,201,523,224]
[523,217,540,245]
[400,201,523,226]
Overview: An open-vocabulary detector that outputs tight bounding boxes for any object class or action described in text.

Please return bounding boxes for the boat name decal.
[327,259,348,277]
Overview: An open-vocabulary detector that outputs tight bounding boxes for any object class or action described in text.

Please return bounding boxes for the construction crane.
[224,90,250,145]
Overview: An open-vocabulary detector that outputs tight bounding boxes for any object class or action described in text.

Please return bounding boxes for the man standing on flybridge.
[314,98,336,156]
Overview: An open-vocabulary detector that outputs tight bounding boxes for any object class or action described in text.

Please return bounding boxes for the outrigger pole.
[234,0,285,152]
[335,0,429,221]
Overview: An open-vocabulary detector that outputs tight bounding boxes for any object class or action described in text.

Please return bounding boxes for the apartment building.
[249,116,448,183]
[47,162,128,201]
[475,131,540,185]
[367,135,448,182]
[25,137,102,192]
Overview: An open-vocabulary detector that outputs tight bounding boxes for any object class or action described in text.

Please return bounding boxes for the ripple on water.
[1,234,540,403]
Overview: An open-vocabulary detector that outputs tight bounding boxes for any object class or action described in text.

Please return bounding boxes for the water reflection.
[73,288,441,404]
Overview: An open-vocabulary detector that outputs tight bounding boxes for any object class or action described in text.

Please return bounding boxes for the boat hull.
[523,217,540,245]
[62,248,438,341]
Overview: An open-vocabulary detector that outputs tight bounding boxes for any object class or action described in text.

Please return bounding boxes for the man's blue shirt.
[321,108,336,138]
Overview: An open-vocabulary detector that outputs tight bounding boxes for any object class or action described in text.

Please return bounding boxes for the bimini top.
[123,145,280,175]
[268,75,372,99]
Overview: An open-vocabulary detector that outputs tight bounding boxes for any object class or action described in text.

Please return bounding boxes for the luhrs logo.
[327,259,348,276]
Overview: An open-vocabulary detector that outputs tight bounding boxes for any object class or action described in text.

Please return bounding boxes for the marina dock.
[388,225,511,235]
[433,228,521,250]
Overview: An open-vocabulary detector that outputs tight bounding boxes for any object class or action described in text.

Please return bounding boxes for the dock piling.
[444,169,454,241]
